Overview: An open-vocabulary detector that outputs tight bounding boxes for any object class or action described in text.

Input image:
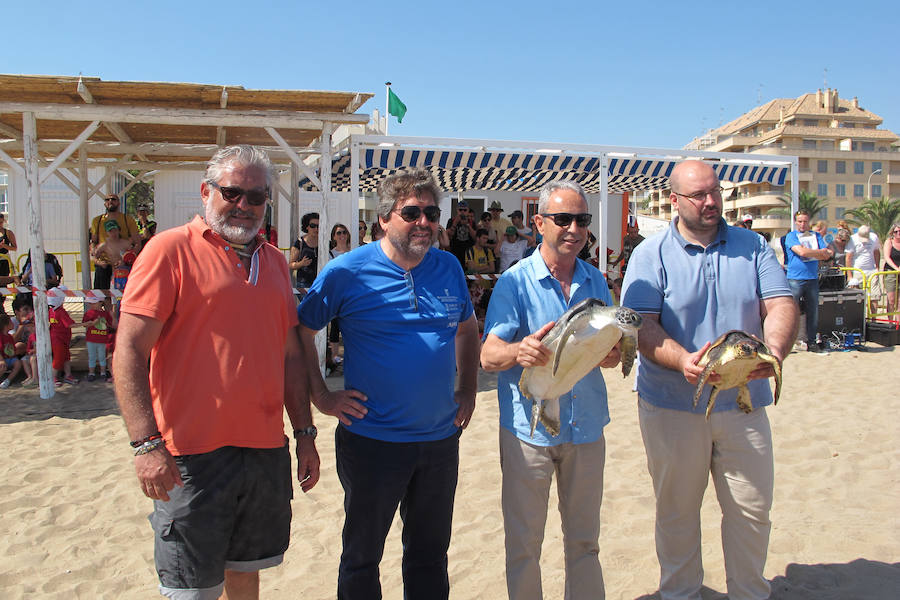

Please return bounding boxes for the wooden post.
[350,138,360,248]
[290,162,299,249]
[79,148,91,290]
[22,112,55,398]
[314,123,334,372]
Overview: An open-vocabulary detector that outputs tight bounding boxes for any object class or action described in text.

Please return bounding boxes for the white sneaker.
[0,379,10,389]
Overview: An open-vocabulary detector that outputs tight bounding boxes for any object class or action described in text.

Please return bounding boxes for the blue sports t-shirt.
[297,242,473,442]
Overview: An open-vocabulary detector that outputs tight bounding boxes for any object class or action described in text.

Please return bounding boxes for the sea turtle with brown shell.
[692,330,782,419]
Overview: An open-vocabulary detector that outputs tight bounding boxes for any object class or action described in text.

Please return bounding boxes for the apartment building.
[644,89,898,239]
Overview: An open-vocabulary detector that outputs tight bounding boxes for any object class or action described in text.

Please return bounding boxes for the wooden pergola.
[0,74,373,398]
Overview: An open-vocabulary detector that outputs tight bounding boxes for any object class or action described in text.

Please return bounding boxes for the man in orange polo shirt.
[114,145,319,600]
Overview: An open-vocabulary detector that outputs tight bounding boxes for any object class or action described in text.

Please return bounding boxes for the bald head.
[670,160,718,194]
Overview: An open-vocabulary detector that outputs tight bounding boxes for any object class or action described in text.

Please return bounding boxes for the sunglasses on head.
[541,212,592,228]
[208,181,269,206]
[394,205,441,223]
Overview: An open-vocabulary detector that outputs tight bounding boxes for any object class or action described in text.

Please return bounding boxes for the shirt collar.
[669,216,729,249]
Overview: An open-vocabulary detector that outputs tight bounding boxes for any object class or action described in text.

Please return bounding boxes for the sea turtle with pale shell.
[692,330,783,419]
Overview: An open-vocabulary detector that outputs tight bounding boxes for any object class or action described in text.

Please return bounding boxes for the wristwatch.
[293,426,318,440]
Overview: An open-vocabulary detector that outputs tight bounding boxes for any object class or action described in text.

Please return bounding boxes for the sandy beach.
[1,344,899,599]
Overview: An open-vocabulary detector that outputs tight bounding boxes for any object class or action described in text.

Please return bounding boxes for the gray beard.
[205,204,263,244]
[385,227,435,262]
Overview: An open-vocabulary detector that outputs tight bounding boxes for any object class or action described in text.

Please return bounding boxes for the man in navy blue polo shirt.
[622,160,797,600]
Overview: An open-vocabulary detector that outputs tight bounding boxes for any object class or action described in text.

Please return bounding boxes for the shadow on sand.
[634,559,900,600]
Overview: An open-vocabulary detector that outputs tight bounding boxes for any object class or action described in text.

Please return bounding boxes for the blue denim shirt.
[484,247,614,446]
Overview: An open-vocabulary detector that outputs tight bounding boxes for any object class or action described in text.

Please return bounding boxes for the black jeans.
[335,425,460,600]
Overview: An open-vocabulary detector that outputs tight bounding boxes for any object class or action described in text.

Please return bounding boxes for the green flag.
[388,88,407,123]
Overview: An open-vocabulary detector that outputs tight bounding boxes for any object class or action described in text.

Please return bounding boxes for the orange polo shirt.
[121,216,298,455]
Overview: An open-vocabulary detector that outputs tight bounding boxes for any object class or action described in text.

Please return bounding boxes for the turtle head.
[737,341,758,358]
[615,307,643,329]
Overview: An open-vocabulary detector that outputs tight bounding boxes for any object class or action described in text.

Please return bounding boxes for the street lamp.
[867,168,883,199]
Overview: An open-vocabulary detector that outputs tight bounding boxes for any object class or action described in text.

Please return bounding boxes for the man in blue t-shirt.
[622,160,796,600]
[783,209,834,351]
[481,180,620,599]
[296,168,479,600]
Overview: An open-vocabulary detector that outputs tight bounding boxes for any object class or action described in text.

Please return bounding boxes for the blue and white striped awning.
[300,148,788,193]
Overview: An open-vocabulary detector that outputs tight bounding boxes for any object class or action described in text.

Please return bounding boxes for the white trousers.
[638,398,773,600]
[499,427,606,600]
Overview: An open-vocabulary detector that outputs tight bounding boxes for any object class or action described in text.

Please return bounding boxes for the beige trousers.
[499,426,606,600]
[638,398,773,600]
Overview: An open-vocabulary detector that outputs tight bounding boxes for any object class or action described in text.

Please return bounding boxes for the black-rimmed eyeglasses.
[207,181,270,206]
[672,186,723,202]
[393,205,441,223]
[541,212,592,228]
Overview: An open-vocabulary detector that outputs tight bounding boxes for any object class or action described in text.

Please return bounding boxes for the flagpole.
[385,81,391,135]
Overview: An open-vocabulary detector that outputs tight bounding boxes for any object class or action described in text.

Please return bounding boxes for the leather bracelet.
[130,432,162,448]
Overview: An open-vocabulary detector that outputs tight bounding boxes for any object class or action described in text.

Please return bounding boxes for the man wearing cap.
[114,145,319,600]
[498,226,527,272]
[446,200,478,267]
[846,225,882,312]
[136,204,158,248]
[90,194,139,289]
[489,201,513,243]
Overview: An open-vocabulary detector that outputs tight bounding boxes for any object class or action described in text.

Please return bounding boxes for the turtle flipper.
[705,386,721,420]
[529,399,542,438]
[736,385,754,413]
[693,360,718,409]
[620,333,637,377]
[539,404,561,437]
[758,351,783,405]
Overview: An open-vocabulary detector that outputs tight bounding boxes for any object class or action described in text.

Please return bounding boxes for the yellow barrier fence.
[839,267,900,324]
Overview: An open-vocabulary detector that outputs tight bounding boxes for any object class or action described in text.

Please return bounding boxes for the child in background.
[82,296,115,382]
[47,288,79,387]
[12,295,36,386]
[0,313,22,388]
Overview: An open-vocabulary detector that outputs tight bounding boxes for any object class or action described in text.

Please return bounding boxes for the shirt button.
[225,246,230,251]
[237,263,242,268]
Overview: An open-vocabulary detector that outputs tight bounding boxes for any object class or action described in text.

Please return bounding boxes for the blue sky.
[6,0,898,148]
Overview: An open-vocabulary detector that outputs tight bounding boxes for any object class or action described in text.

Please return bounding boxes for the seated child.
[12,294,36,386]
[0,313,22,388]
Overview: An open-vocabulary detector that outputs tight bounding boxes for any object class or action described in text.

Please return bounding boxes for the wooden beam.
[0,102,370,129]
[0,121,22,140]
[0,139,321,158]
[39,120,101,184]
[266,126,321,190]
[0,147,25,176]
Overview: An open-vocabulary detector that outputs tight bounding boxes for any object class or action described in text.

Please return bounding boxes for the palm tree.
[845,197,900,241]
[768,190,829,219]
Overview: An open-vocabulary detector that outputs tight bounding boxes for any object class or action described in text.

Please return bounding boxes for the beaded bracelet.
[134,437,166,456]
[130,432,163,448]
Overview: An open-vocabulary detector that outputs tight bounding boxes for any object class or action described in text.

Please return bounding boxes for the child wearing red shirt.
[48,289,78,386]
[82,296,116,382]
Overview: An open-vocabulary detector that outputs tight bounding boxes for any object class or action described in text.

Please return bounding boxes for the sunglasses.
[207,181,269,206]
[394,205,441,223]
[335,230,349,235]
[308,222,319,228]
[541,212,592,228]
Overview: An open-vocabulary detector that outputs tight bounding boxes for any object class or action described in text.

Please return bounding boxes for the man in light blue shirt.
[621,160,797,600]
[481,180,620,600]
[783,209,833,351]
